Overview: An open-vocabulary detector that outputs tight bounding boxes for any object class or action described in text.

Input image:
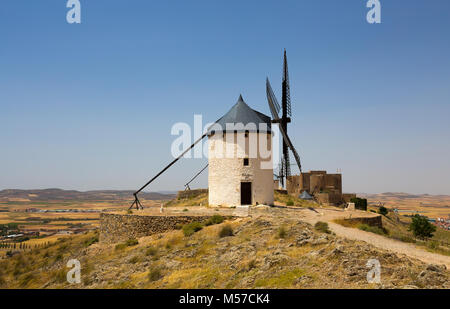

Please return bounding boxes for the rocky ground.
[0,208,448,289]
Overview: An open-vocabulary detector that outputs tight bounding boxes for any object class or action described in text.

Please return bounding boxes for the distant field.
[361,193,450,219]
[0,198,162,252]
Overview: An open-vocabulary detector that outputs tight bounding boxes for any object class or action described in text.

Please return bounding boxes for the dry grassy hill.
[0,208,448,289]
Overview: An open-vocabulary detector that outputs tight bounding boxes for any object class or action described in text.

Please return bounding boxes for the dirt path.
[297,207,450,268]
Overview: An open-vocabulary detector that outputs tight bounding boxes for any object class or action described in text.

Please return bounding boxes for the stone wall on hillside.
[100,213,213,244]
[342,215,383,228]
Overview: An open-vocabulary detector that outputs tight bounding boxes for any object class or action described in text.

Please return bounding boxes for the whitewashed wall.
[208,132,274,207]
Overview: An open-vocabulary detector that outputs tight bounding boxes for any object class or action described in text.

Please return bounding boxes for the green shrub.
[115,243,127,251]
[125,238,139,246]
[128,256,140,264]
[378,206,388,216]
[84,235,99,247]
[148,268,162,282]
[182,222,203,237]
[409,215,436,240]
[427,240,439,250]
[127,209,133,214]
[183,208,188,212]
[219,225,233,238]
[314,221,331,234]
[358,224,387,235]
[350,197,367,211]
[399,235,416,243]
[205,215,224,226]
[277,226,287,239]
[286,200,294,206]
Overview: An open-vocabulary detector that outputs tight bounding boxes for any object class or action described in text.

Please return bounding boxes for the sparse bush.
[53,269,66,283]
[174,224,183,230]
[247,259,257,271]
[358,224,387,235]
[128,256,140,264]
[125,238,139,246]
[115,238,138,250]
[146,247,158,256]
[84,235,99,247]
[127,209,133,214]
[427,240,439,250]
[182,222,203,237]
[399,235,416,243]
[148,267,162,282]
[277,226,287,239]
[378,206,388,216]
[205,215,224,226]
[286,200,294,206]
[314,221,331,234]
[409,215,436,240]
[115,243,127,251]
[183,208,188,212]
[57,243,68,252]
[219,225,233,238]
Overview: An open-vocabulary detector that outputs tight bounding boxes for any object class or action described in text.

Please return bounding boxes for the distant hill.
[0,189,175,202]
[359,192,450,199]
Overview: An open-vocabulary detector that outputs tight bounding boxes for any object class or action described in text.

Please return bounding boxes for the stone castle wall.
[100,213,213,244]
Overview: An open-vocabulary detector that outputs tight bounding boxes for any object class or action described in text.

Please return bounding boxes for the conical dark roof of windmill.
[208,95,271,134]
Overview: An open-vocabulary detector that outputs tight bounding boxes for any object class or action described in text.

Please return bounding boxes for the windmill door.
[240,182,252,205]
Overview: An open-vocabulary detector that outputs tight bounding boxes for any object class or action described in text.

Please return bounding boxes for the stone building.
[287,170,351,206]
[207,95,274,207]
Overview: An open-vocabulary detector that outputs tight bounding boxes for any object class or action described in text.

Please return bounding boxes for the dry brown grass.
[164,192,208,207]
[274,191,317,208]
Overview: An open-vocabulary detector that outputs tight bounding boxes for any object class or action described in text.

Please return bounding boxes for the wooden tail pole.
[129,132,208,210]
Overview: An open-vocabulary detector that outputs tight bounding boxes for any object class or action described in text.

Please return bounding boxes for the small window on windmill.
[245,130,249,138]
[243,158,249,166]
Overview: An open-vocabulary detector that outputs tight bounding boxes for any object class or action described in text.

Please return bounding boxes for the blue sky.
[1,0,449,194]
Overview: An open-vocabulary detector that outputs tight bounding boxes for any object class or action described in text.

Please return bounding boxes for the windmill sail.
[282,50,292,117]
[266,78,302,174]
